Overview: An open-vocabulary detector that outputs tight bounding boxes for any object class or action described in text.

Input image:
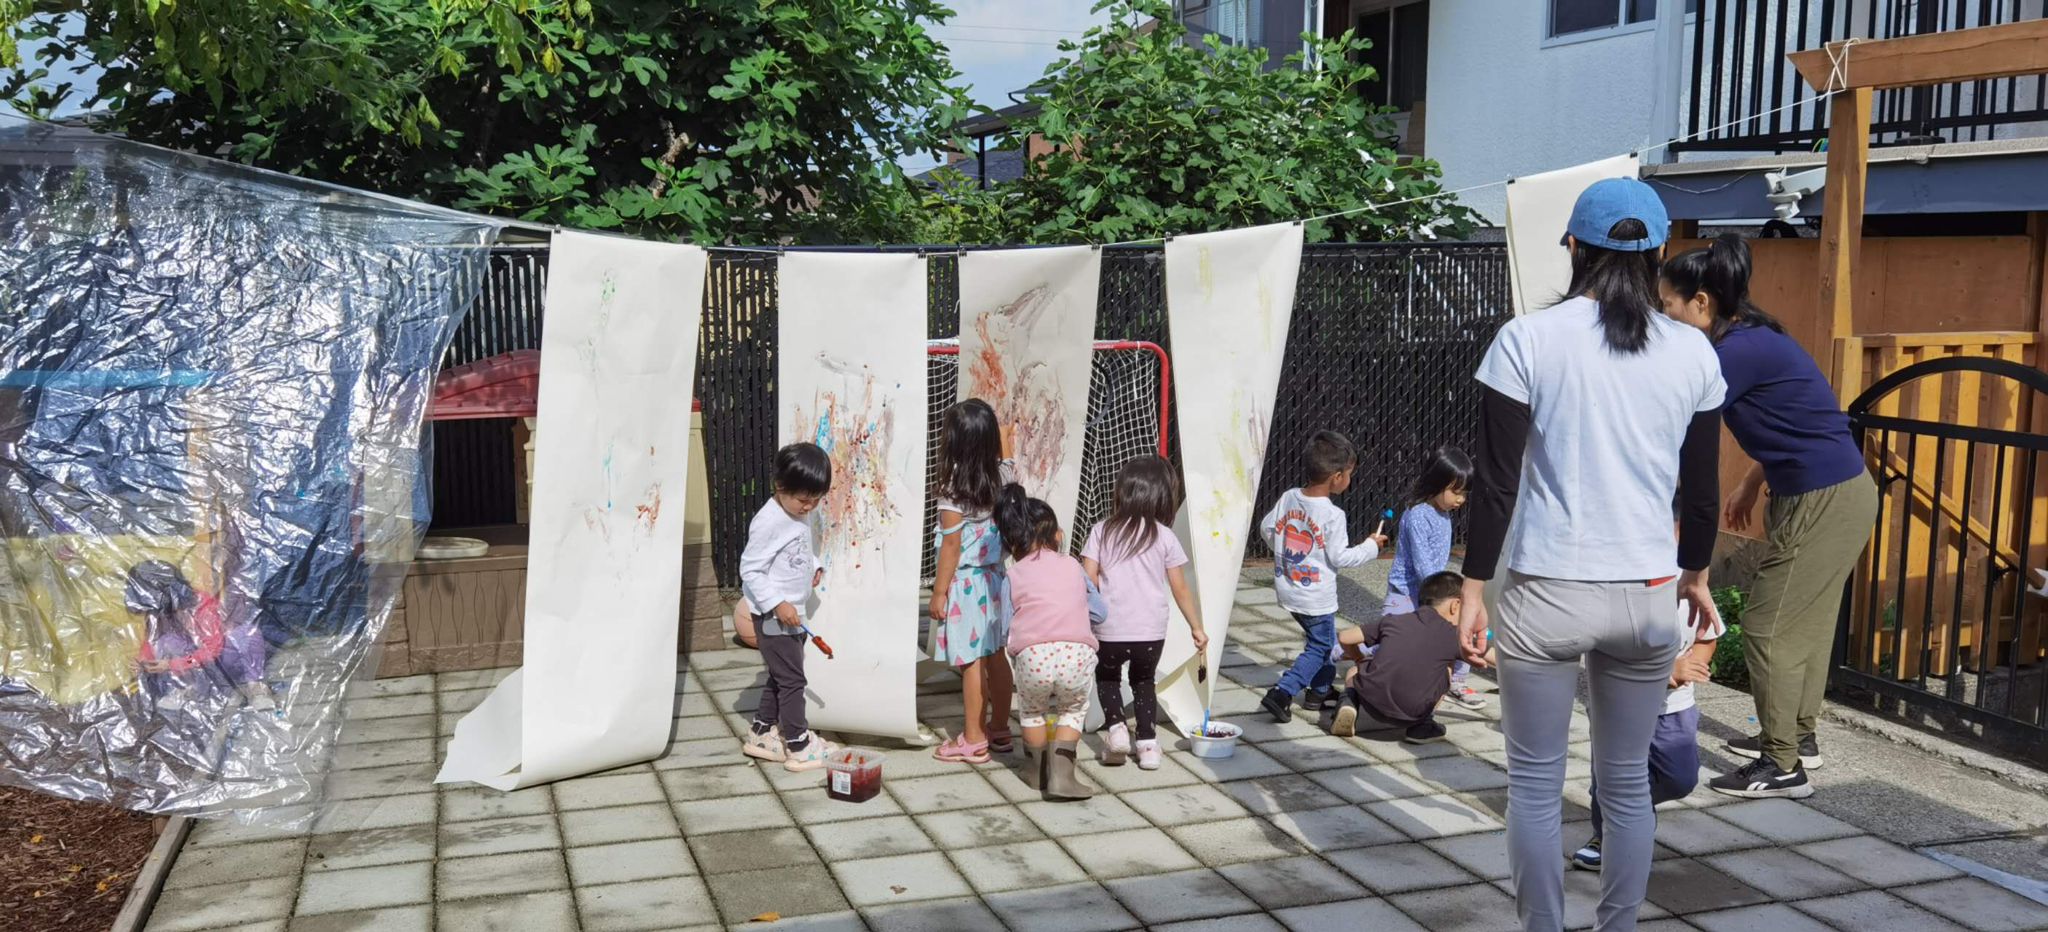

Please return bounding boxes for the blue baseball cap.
[1564,177,1669,252]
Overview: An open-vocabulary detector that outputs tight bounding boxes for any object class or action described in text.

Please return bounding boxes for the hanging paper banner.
[780,253,929,741]
[956,245,1102,530]
[438,231,707,790]
[1504,153,1641,316]
[1154,223,1303,736]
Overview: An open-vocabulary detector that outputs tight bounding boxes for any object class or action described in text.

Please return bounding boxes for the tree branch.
[647,120,692,198]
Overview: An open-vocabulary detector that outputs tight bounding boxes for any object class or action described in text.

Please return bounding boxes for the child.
[1258,431,1386,723]
[928,400,1017,763]
[997,484,1100,800]
[1573,584,1723,868]
[737,442,841,772]
[1383,445,1483,710]
[1330,571,1468,744]
[1080,456,1209,770]
[126,561,275,714]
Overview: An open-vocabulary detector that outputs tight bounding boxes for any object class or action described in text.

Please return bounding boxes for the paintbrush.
[798,624,834,659]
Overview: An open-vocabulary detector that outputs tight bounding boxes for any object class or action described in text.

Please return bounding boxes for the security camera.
[1763,167,1826,222]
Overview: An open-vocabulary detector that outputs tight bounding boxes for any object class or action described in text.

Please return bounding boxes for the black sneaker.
[1569,835,1602,871]
[1260,687,1294,724]
[1725,733,1824,769]
[1402,720,1447,744]
[1299,687,1341,710]
[1709,756,1814,799]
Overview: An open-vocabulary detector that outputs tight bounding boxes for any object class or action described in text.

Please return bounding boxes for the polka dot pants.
[1013,641,1097,731]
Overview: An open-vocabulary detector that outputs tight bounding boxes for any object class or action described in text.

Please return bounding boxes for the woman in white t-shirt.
[1458,178,1726,932]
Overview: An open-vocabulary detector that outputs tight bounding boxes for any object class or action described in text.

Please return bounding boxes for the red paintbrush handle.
[810,635,834,659]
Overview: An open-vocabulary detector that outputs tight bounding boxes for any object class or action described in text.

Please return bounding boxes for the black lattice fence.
[427,242,1511,587]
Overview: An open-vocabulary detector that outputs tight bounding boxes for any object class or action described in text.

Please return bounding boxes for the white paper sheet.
[956,246,1102,532]
[437,231,708,790]
[1504,154,1641,316]
[1153,223,1304,737]
[780,253,929,741]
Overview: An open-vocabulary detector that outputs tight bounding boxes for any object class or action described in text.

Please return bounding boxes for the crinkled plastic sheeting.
[0,123,498,821]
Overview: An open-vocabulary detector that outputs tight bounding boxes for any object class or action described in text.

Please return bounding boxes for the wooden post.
[1819,87,1872,395]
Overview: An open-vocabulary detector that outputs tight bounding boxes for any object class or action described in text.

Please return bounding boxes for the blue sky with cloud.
[905,0,1119,174]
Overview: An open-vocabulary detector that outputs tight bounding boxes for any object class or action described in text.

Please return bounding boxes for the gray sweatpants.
[755,628,809,741]
[1495,573,1684,932]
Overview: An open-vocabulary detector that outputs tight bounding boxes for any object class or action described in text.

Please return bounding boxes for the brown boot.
[1043,738,1097,801]
[1020,743,1045,790]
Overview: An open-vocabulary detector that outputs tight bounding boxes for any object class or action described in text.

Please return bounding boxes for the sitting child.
[1328,570,1467,744]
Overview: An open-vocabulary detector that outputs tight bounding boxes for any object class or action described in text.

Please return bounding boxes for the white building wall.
[1422,0,1668,226]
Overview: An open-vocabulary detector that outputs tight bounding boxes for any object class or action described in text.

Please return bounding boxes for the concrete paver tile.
[985,880,1141,932]
[287,905,431,932]
[303,825,435,873]
[1792,890,1969,932]
[337,714,435,745]
[651,737,751,771]
[1018,795,1151,837]
[1060,826,1202,880]
[1793,836,1962,887]
[829,851,971,907]
[308,793,435,834]
[1151,914,1285,931]
[1169,745,1294,782]
[570,837,700,885]
[804,814,936,861]
[1257,735,1379,772]
[704,865,850,924]
[1701,847,1863,900]
[438,890,579,932]
[658,762,771,802]
[863,895,1002,931]
[1892,877,2048,931]
[1650,808,1769,856]
[1396,755,1511,793]
[1688,902,1837,932]
[1216,774,1348,816]
[1644,858,1772,915]
[439,814,561,858]
[1305,764,1435,804]
[574,877,718,932]
[1079,753,1201,791]
[1121,784,1254,826]
[949,839,1087,893]
[1216,855,1369,910]
[783,784,907,823]
[436,850,569,901]
[1386,883,1521,932]
[322,762,433,801]
[1262,804,1405,851]
[1488,871,1671,929]
[1326,841,1474,894]
[884,772,1005,814]
[1707,798,1862,844]
[1363,792,1504,839]
[685,827,816,875]
[561,803,680,847]
[914,807,1042,849]
[673,794,791,835]
[1166,817,1312,867]
[164,839,305,888]
[440,785,552,823]
[552,771,666,810]
[144,877,296,932]
[294,862,431,915]
[1274,899,1427,931]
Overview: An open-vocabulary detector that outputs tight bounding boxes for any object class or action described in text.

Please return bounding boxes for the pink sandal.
[933,734,991,764]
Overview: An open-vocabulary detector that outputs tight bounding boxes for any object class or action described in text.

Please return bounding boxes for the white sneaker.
[1103,723,1131,766]
[741,729,786,763]
[782,732,841,772]
[1134,739,1162,770]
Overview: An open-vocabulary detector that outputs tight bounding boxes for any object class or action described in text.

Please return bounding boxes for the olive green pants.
[1742,474,1879,771]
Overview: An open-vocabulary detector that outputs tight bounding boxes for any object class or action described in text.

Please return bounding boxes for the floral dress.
[929,510,1009,667]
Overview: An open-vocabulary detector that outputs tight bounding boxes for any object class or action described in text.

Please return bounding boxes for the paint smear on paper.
[793,375,899,573]
[963,288,1069,501]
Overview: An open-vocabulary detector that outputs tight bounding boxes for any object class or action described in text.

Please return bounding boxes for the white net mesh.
[922,341,1169,583]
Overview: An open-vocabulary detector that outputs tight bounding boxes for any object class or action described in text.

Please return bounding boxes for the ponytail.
[1660,233,1786,342]
[994,483,1061,560]
[1556,218,1662,354]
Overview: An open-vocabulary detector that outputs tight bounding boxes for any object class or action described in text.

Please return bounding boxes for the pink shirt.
[1081,521,1188,642]
[1005,550,1098,656]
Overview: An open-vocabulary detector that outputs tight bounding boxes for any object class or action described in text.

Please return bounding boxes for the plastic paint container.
[826,748,883,802]
[1188,721,1242,759]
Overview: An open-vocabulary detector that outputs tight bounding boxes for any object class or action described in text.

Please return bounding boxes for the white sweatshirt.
[1260,488,1381,616]
[739,499,818,636]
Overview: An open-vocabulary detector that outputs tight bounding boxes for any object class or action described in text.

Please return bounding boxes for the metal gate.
[1836,356,2048,763]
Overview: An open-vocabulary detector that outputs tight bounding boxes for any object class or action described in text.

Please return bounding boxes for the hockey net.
[923,340,1171,583]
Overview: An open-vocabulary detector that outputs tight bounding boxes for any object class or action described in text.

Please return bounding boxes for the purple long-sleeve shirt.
[1382,504,1452,615]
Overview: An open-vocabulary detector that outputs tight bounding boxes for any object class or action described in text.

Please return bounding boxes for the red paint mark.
[635,485,664,530]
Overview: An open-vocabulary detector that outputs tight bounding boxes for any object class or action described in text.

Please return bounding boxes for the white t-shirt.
[1259,488,1381,616]
[1666,605,1726,714]
[1474,297,1725,581]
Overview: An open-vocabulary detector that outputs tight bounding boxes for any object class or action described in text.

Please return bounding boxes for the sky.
[903,0,1120,175]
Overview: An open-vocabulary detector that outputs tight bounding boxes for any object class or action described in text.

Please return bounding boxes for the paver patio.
[145,572,2048,931]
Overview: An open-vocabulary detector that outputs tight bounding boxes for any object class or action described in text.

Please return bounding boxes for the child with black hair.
[1258,430,1386,723]
[929,399,1020,764]
[997,484,1101,801]
[1383,445,1483,709]
[737,441,841,772]
[1330,570,1468,744]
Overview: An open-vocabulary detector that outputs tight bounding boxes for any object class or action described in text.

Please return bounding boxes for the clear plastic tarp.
[0,122,498,820]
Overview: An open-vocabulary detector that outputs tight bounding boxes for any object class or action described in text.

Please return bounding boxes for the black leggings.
[1094,640,1165,740]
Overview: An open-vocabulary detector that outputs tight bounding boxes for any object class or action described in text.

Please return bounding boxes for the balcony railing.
[1675,0,2048,153]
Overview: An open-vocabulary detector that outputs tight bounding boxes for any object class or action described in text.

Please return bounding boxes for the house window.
[1179,0,1259,47]
[1358,1,1429,112]
[1548,0,1694,39]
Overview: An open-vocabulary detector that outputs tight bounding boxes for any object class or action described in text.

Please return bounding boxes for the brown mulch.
[0,786,159,932]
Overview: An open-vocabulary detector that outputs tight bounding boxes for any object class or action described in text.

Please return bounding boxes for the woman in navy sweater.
[1658,234,1878,801]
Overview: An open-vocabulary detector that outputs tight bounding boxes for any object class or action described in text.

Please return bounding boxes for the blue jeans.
[1589,705,1702,838]
[1277,612,1338,695]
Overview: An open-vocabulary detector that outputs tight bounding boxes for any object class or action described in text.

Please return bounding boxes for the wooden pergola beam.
[1791,18,2048,91]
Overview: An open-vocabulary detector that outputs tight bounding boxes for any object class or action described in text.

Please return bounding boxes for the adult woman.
[1460,178,1725,932]
[1660,234,1877,800]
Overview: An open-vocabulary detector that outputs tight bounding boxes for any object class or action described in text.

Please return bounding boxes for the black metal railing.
[1677,0,2048,154]
[1837,356,2048,763]
[428,242,1513,589]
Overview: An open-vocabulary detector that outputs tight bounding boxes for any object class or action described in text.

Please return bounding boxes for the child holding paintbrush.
[737,442,841,772]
